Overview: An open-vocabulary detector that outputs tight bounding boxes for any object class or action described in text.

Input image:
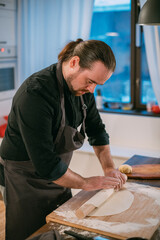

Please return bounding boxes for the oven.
[0,0,17,101]
[0,58,17,101]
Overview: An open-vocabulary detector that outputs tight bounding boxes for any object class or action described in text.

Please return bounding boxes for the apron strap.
[55,62,87,143]
[55,62,66,143]
[0,157,5,166]
[80,96,87,135]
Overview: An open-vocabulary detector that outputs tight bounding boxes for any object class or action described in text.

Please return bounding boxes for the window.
[89,0,158,113]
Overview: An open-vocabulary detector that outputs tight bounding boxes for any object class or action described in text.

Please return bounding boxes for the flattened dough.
[89,189,134,217]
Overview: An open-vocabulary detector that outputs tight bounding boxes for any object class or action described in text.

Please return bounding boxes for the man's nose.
[87,84,96,93]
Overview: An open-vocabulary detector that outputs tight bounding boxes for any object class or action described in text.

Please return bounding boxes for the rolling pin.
[75,188,114,219]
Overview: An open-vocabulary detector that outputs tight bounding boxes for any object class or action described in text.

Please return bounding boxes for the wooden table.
[27,155,160,240]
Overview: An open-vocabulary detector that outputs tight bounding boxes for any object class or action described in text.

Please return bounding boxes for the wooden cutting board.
[126,164,160,179]
[46,182,160,240]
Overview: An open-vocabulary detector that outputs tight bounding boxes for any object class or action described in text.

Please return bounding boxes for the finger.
[101,177,121,189]
[114,182,121,191]
[123,173,128,182]
[116,172,127,184]
[114,174,123,189]
[111,172,127,191]
[119,178,123,189]
[116,174,126,189]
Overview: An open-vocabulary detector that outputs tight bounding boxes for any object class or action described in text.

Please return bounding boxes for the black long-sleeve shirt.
[0,63,109,184]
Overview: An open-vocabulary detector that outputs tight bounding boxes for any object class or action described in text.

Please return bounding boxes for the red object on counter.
[151,105,160,114]
[0,115,8,137]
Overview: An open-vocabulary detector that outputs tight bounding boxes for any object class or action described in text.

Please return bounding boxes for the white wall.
[100,112,160,158]
[0,99,12,116]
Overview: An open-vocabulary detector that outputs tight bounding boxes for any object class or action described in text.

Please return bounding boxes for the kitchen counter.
[27,155,160,240]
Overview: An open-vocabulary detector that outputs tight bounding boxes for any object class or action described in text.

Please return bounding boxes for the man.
[0,39,126,240]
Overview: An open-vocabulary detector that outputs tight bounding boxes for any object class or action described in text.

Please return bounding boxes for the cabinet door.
[0,10,16,48]
[0,0,16,10]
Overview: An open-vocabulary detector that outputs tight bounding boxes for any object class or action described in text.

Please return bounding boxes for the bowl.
[151,105,160,114]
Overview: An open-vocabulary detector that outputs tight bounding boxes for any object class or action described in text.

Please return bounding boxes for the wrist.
[104,167,116,177]
[104,165,115,172]
[81,177,89,191]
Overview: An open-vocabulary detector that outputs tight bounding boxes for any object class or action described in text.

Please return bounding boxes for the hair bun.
[76,38,83,43]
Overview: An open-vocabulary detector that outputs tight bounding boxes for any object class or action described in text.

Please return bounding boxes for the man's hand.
[93,145,127,190]
[104,168,127,190]
[81,175,121,191]
[53,168,123,191]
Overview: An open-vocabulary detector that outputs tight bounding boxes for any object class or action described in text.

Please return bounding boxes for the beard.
[64,70,88,96]
[65,75,77,95]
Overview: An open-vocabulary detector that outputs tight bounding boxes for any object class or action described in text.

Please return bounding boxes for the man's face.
[64,57,113,96]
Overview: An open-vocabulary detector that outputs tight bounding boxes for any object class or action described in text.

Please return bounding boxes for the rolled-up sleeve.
[15,91,67,180]
[85,94,109,146]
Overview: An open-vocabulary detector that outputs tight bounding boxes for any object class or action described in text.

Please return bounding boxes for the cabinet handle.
[0,3,6,7]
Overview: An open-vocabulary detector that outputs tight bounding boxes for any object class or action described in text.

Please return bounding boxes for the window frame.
[131,0,146,110]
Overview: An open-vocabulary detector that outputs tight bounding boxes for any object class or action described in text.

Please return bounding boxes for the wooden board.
[125,155,160,166]
[46,182,160,240]
[126,164,160,179]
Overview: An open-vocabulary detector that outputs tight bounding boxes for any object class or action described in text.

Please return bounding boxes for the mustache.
[81,90,89,93]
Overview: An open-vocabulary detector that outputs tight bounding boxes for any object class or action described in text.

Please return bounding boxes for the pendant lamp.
[138,0,160,25]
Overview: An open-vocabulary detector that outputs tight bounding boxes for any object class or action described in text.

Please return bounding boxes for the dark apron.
[0,62,86,240]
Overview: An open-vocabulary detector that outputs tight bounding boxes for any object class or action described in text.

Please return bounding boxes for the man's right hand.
[81,176,121,191]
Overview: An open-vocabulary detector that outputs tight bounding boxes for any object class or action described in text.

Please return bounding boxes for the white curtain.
[17,0,94,83]
[140,0,160,107]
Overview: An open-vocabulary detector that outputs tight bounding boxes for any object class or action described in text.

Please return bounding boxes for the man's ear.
[69,56,80,69]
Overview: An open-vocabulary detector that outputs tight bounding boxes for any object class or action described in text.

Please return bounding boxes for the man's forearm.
[93,145,115,171]
[53,167,121,191]
[53,168,85,189]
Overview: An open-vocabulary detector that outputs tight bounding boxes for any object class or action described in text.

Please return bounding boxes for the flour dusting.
[54,210,76,218]
[56,226,72,234]
[54,210,159,235]
[125,182,160,206]
[146,218,159,225]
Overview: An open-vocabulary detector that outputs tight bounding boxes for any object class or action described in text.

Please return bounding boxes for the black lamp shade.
[138,0,160,25]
